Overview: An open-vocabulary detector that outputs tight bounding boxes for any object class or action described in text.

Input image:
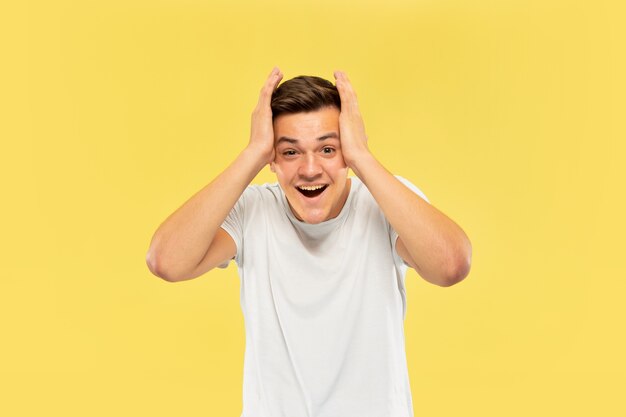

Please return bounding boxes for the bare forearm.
[351,152,471,285]
[332,70,470,285]
[146,146,266,278]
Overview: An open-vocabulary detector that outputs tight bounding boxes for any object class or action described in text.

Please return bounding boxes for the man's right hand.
[146,67,284,282]
[248,66,283,165]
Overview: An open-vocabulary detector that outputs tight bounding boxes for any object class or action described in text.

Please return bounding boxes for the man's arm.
[333,71,471,287]
[145,67,283,282]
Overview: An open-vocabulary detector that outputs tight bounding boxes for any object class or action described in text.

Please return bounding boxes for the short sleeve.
[218,187,250,268]
[389,176,430,267]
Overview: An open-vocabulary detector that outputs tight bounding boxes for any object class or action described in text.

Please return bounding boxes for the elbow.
[145,250,184,283]
[439,259,471,287]
[439,241,472,287]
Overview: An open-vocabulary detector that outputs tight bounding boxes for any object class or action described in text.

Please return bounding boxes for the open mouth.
[297,184,328,198]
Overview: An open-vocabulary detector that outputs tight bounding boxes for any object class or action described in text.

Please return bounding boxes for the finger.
[267,66,279,78]
[338,71,357,97]
[257,67,283,109]
[266,66,283,90]
[259,67,282,100]
[334,70,358,111]
[334,71,355,98]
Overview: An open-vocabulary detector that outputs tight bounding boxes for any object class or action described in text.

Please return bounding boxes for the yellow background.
[2,0,624,415]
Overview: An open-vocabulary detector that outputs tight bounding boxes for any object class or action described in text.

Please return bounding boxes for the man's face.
[271,106,350,224]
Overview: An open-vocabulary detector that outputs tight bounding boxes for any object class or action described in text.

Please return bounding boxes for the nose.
[298,153,323,179]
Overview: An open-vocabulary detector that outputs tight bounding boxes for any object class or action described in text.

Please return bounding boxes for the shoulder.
[350,175,429,203]
[235,182,284,214]
[393,175,430,203]
[241,181,281,200]
[348,177,384,219]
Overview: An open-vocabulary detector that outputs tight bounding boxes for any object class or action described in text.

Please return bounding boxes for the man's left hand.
[333,70,371,169]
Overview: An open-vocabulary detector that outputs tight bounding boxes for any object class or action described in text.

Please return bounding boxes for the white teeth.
[298,185,325,191]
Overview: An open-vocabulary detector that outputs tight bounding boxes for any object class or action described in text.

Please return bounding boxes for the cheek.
[272,163,292,182]
[327,159,348,174]
[331,152,347,167]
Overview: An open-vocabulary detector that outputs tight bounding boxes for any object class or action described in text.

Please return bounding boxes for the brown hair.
[271,75,341,120]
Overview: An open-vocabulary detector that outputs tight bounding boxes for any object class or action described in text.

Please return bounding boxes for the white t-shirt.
[221,176,429,417]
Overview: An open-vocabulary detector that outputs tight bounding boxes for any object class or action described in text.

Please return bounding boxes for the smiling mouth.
[297,184,328,198]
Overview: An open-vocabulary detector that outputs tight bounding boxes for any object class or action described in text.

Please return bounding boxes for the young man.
[146,67,472,417]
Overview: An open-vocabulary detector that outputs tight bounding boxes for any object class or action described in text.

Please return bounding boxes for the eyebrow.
[276,132,339,145]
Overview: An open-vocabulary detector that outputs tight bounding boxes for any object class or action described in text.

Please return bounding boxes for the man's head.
[271,75,341,120]
[270,76,350,224]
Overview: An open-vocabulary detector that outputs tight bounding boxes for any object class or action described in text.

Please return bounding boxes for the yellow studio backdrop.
[1,0,624,415]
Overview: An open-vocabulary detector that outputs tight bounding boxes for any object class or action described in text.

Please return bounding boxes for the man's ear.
[270,161,276,173]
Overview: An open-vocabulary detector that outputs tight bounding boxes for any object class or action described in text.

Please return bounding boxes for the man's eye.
[283,150,297,156]
[322,147,334,154]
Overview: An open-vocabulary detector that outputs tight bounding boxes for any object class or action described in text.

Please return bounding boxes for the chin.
[294,208,329,224]
[301,216,327,224]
